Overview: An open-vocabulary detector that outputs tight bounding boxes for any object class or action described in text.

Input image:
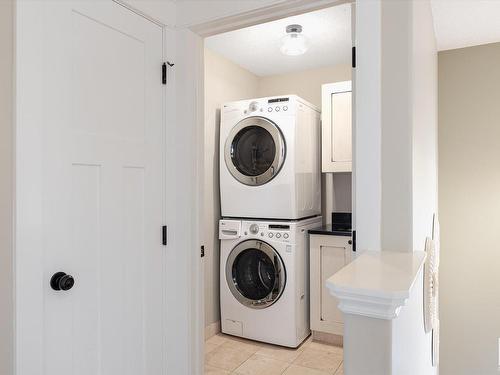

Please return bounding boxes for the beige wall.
[257,64,351,108]
[0,0,14,373]
[439,42,500,375]
[204,48,260,328]
[204,48,352,329]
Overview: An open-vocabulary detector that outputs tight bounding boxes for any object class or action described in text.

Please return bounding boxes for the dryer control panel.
[240,221,294,244]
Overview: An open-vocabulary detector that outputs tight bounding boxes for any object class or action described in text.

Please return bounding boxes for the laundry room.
[203,3,353,374]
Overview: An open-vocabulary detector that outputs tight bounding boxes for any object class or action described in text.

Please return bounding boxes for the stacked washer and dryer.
[219,95,322,348]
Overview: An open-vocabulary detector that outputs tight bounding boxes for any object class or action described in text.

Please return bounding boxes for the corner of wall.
[0,0,14,374]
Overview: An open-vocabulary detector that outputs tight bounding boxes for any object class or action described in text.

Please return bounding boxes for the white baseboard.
[205,321,221,340]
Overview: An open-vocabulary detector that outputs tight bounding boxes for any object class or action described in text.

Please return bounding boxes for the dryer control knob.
[249,224,259,234]
[249,101,259,112]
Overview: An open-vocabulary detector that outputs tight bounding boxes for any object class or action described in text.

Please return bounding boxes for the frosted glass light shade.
[280,33,308,56]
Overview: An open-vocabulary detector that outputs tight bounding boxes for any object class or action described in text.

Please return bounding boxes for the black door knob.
[50,272,75,291]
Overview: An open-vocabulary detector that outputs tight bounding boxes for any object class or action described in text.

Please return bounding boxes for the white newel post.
[326,251,427,375]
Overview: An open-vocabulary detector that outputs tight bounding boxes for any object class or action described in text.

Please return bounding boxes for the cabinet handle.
[348,240,352,245]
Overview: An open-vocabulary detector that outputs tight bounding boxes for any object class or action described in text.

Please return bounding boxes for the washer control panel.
[267,105,288,113]
[241,221,293,243]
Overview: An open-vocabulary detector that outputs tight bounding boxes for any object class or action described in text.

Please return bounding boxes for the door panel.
[331,91,352,163]
[71,164,101,375]
[30,2,164,374]
[320,244,350,324]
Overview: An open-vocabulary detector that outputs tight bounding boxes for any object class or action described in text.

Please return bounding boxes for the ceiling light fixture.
[280,24,308,56]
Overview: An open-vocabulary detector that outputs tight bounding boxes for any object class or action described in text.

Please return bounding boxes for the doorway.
[201,3,353,374]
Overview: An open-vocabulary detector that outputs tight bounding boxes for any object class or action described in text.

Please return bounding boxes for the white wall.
[345,0,437,373]
[354,0,382,252]
[379,0,413,252]
[0,1,14,374]
[439,41,500,375]
[356,0,437,255]
[392,269,433,375]
[411,0,438,253]
[203,48,260,329]
[373,0,438,254]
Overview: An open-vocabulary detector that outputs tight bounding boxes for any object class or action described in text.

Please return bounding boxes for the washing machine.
[220,95,321,220]
[219,216,322,348]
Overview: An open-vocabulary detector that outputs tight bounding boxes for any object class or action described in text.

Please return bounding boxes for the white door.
[16,1,165,374]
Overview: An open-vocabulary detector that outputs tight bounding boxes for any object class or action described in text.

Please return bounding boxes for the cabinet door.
[321,81,352,173]
[310,235,352,335]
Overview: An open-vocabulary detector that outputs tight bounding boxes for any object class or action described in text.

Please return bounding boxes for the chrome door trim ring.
[224,117,286,186]
[225,239,286,309]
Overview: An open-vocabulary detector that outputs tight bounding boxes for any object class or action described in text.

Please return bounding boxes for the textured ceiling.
[431,0,500,51]
[204,4,351,77]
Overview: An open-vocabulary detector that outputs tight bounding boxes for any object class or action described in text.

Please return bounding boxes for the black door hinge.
[352,230,356,252]
[352,46,356,68]
[162,63,167,85]
[200,245,205,258]
[162,225,167,245]
[162,61,175,85]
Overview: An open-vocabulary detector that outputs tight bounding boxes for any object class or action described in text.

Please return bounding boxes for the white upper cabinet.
[321,81,352,173]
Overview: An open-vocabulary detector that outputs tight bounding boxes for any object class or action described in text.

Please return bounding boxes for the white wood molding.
[326,250,426,320]
[328,286,410,320]
[189,0,350,37]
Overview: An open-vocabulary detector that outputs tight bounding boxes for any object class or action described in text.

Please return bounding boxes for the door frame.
[179,1,352,373]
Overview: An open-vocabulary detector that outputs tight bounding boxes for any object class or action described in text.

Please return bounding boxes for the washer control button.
[268,233,274,238]
[283,233,289,239]
[275,233,281,238]
[268,107,272,112]
[283,106,288,111]
[275,106,280,112]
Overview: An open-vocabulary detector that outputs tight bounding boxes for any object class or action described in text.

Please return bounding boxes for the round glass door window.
[225,117,285,186]
[226,239,286,309]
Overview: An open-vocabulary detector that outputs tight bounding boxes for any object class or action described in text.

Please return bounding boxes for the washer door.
[226,239,286,309]
[225,117,286,186]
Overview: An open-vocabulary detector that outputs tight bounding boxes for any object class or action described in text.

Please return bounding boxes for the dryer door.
[226,239,286,309]
[225,117,286,186]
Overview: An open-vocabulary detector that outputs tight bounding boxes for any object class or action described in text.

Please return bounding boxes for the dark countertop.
[308,224,352,237]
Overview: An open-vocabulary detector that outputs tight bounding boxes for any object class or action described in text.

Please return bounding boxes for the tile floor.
[205,333,344,375]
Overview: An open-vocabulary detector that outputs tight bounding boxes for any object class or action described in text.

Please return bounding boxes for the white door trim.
[190,0,349,37]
